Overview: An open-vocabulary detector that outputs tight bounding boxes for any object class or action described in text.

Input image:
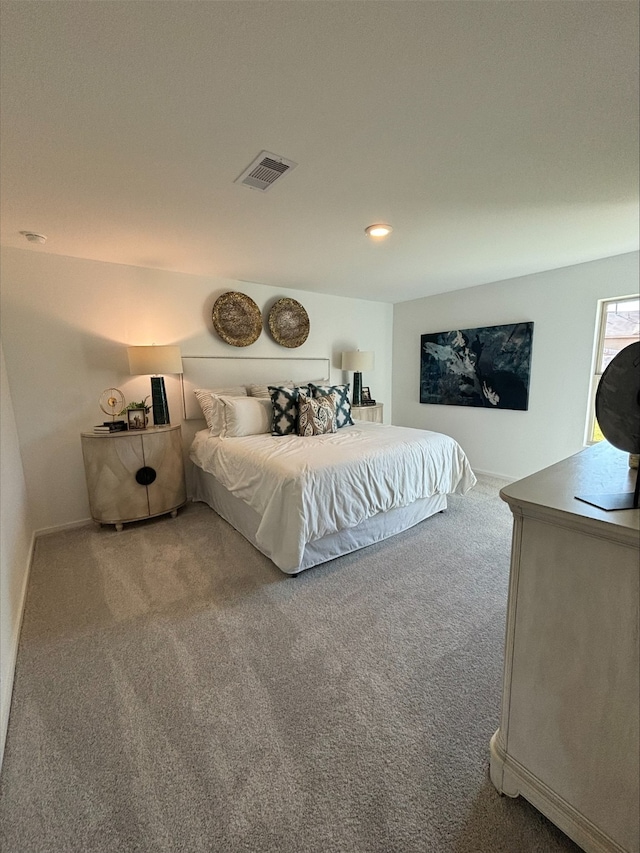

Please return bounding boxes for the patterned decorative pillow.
[297,392,337,437]
[308,384,353,429]
[269,386,305,436]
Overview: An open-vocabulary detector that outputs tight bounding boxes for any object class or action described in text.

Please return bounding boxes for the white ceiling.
[1,1,638,304]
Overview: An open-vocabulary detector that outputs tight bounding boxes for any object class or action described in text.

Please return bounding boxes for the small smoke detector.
[234,151,298,192]
[20,231,47,244]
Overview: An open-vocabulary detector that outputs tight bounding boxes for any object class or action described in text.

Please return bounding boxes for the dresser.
[490,441,639,853]
[352,403,383,424]
[81,424,186,530]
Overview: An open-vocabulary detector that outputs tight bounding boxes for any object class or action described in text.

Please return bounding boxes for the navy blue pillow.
[309,384,353,428]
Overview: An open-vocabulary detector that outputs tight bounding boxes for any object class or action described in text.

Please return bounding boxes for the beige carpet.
[0,476,580,853]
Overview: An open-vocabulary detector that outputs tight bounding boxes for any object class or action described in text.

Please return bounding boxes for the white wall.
[0,248,393,531]
[393,252,639,480]
[0,340,34,767]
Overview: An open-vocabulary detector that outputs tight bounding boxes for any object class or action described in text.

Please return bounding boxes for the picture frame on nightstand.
[127,409,147,430]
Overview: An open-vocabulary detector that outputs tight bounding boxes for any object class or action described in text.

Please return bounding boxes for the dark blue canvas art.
[420,322,533,410]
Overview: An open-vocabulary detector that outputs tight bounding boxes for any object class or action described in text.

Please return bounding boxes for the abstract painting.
[420,322,533,410]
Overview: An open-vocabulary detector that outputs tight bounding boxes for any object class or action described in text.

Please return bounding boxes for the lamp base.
[151,376,170,425]
[352,372,363,406]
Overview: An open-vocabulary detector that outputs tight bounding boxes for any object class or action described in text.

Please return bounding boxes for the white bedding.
[190,422,476,572]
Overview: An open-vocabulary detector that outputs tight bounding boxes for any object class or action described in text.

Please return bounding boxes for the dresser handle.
[135,466,157,486]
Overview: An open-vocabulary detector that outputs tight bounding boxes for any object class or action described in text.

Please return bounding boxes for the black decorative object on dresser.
[577,340,640,510]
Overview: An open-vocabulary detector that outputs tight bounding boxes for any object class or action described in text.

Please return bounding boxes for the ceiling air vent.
[234,151,298,192]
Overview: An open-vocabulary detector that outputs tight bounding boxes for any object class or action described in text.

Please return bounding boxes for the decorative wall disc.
[268,298,310,348]
[212,291,262,347]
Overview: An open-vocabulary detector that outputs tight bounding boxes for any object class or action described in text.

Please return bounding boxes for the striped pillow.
[194,386,247,434]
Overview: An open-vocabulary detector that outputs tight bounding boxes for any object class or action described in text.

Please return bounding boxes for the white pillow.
[219,396,272,437]
[247,380,293,399]
[194,386,247,434]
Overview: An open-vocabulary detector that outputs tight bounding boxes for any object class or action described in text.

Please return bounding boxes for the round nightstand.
[80,424,186,530]
[351,403,383,424]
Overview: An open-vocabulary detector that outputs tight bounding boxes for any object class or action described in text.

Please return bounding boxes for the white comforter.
[190,422,476,571]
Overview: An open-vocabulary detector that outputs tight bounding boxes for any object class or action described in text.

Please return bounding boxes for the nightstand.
[351,403,383,424]
[81,424,186,530]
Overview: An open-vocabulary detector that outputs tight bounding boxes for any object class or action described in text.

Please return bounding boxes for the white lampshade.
[128,345,183,376]
[341,350,374,372]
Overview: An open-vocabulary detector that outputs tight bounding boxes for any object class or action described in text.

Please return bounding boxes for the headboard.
[181,355,332,420]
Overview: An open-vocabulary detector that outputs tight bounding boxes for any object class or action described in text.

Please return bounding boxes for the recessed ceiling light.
[19,231,47,244]
[364,223,393,238]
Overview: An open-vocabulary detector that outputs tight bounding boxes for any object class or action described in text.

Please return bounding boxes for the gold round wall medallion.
[212,291,262,347]
[268,298,310,348]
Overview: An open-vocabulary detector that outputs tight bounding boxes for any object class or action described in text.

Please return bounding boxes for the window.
[586,296,640,444]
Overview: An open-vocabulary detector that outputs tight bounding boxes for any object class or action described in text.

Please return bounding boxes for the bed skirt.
[190,463,448,574]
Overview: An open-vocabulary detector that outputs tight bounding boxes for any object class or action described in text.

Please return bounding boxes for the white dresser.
[81,424,186,530]
[490,441,639,853]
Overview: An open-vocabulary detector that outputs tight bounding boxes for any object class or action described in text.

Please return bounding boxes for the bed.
[182,356,476,575]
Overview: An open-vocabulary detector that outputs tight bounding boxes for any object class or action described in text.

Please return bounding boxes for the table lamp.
[127,345,183,425]
[341,350,374,406]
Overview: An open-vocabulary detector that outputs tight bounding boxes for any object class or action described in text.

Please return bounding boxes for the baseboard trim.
[0,529,36,771]
[471,467,515,483]
[35,517,93,538]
